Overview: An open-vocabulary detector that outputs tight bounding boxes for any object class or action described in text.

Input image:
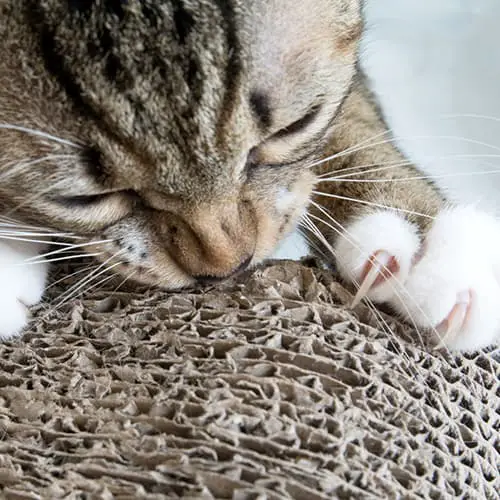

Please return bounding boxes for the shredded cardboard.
[0,260,498,499]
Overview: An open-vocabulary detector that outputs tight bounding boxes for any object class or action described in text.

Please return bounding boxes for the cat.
[0,0,498,352]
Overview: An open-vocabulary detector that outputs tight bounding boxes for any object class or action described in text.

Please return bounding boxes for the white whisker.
[51,251,125,310]
[0,230,79,239]
[44,264,97,292]
[109,269,138,295]
[22,252,103,266]
[23,239,113,262]
[0,235,73,246]
[312,190,435,219]
[73,273,118,299]
[320,167,500,184]
[0,154,76,183]
[310,133,500,173]
[301,214,435,379]
[317,159,414,179]
[0,219,83,240]
[0,123,82,149]
[307,203,455,353]
[440,112,500,124]
[297,225,330,263]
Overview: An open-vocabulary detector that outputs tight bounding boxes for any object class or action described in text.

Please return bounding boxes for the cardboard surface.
[0,260,498,499]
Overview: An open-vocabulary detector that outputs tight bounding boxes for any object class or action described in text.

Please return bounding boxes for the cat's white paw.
[335,206,500,351]
[0,240,48,340]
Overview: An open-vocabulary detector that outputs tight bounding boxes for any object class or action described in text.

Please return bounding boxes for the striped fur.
[0,0,442,291]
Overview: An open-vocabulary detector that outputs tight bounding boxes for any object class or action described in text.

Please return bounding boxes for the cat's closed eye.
[273,104,322,139]
[248,102,329,168]
[54,193,117,208]
[48,147,134,209]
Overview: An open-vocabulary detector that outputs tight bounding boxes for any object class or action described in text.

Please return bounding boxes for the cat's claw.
[354,251,473,349]
[352,250,399,308]
[336,207,500,351]
[433,290,472,350]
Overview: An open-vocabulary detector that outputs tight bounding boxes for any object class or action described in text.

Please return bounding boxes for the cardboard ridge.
[0,261,498,499]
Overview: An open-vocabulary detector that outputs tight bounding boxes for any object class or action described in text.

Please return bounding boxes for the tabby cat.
[0,0,498,351]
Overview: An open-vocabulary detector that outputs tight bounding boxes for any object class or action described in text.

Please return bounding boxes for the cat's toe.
[399,270,500,351]
[338,206,500,351]
[389,206,500,351]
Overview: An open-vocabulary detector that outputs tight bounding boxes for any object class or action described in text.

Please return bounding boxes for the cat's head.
[0,0,360,287]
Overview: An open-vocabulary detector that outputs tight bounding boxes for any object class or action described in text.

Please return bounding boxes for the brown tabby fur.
[0,0,443,288]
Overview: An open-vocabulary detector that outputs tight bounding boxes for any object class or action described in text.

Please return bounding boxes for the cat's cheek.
[252,198,308,264]
[275,187,298,213]
[96,240,195,289]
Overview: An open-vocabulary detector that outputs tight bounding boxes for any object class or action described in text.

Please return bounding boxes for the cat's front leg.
[0,239,48,339]
[331,206,500,351]
[312,80,500,351]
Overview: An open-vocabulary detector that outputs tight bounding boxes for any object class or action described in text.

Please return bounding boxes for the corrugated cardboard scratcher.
[0,260,498,499]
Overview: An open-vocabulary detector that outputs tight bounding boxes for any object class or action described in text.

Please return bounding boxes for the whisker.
[440,112,500,124]
[3,178,69,218]
[0,230,80,239]
[300,216,419,356]
[23,239,114,262]
[307,131,394,169]
[74,273,119,299]
[307,202,426,345]
[303,214,437,372]
[0,218,83,240]
[297,224,330,263]
[21,252,104,266]
[0,123,82,149]
[0,154,76,183]
[309,133,500,172]
[317,159,414,179]
[304,211,457,401]
[51,257,124,311]
[109,269,138,295]
[0,235,75,246]
[312,190,435,220]
[318,154,500,183]
[320,167,500,184]
[44,264,97,292]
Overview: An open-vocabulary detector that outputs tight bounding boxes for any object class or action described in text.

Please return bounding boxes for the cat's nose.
[161,202,257,280]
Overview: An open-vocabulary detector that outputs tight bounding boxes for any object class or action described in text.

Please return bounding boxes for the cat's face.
[0,0,360,287]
